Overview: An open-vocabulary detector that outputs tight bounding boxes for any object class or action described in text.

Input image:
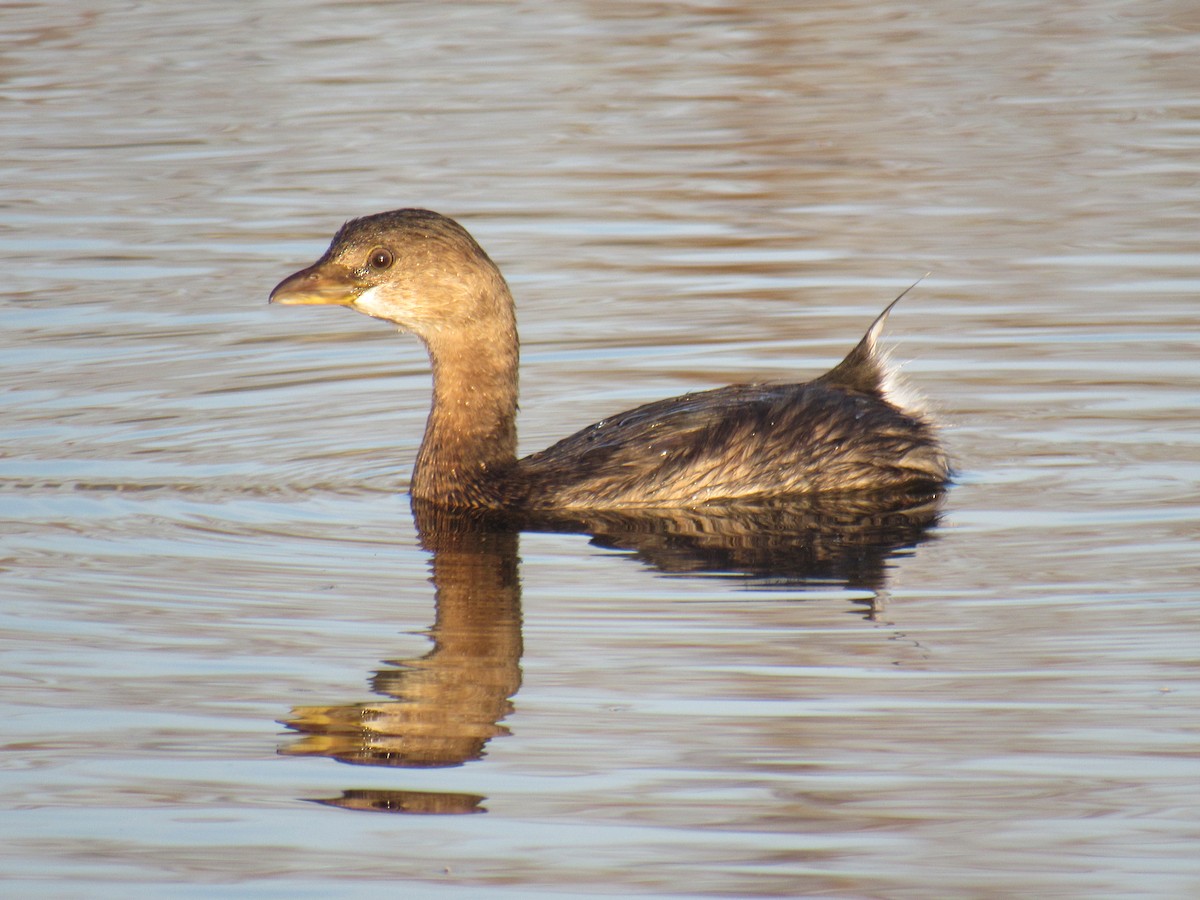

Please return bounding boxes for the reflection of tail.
[279,521,523,769]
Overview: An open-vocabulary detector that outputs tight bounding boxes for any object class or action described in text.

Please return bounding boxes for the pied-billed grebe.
[270,209,949,510]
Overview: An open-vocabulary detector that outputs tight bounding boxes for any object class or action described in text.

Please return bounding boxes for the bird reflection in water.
[282,489,942,814]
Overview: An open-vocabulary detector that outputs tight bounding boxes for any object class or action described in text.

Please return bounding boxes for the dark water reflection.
[534,490,942,591]
[284,492,941,812]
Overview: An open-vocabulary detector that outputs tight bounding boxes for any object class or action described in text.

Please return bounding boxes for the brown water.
[3,1,1199,896]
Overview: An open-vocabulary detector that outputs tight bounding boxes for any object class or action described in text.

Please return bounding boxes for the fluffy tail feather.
[815,277,928,411]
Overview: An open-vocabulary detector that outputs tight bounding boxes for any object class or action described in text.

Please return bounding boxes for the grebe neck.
[411,304,520,508]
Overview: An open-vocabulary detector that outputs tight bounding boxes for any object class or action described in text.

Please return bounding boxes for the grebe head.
[269,209,511,339]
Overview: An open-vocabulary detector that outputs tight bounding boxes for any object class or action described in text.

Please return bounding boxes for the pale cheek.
[351,285,434,333]
[352,285,389,318]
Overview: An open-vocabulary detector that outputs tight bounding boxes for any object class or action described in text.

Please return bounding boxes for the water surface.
[3,1,1198,896]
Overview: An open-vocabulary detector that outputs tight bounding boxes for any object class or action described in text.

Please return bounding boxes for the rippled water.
[3,1,1198,896]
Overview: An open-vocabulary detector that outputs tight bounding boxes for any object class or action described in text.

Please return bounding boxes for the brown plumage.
[270,209,949,510]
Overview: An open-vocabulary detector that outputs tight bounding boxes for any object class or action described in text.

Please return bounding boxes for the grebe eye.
[367,247,394,270]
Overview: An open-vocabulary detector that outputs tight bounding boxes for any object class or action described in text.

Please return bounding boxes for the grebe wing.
[519,381,908,507]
